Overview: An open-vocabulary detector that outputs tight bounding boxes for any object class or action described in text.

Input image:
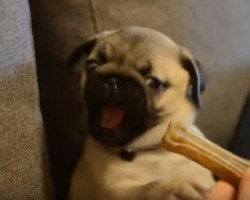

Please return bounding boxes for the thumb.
[238,168,250,200]
[205,181,235,200]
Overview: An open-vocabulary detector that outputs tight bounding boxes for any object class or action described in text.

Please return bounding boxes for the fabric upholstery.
[230,92,250,159]
[29,0,89,199]
[0,0,53,199]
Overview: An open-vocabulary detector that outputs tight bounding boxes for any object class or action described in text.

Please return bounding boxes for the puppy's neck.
[128,121,169,148]
[127,110,196,149]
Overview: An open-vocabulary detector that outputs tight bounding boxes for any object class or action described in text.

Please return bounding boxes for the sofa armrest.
[0,0,53,199]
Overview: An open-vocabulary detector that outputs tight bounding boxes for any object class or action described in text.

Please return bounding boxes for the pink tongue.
[100,106,125,130]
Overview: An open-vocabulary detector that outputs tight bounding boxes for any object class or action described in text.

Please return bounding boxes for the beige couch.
[1,0,249,199]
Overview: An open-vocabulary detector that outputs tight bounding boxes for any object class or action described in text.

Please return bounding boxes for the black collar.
[118,143,162,161]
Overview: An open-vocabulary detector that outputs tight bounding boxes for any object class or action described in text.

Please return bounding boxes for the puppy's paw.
[145,177,214,200]
[163,178,214,200]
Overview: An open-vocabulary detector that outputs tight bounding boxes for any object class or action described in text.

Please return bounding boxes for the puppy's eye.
[86,60,99,71]
[146,77,164,90]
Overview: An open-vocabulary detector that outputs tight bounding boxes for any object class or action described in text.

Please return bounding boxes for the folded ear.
[67,38,97,69]
[180,48,207,109]
[67,30,117,88]
[67,30,117,69]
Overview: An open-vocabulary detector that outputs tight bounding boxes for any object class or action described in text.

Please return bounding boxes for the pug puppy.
[68,26,214,200]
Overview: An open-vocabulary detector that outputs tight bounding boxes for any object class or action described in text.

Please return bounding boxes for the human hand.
[206,168,250,200]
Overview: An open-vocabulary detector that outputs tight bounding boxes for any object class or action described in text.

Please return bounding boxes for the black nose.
[105,77,119,89]
[107,77,118,84]
[104,76,124,101]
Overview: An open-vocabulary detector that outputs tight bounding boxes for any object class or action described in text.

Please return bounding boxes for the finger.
[205,181,235,200]
[238,168,250,200]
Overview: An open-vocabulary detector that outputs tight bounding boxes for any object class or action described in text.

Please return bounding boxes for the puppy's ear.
[180,48,206,109]
[67,30,117,88]
[66,37,97,90]
[67,38,97,69]
[67,30,118,69]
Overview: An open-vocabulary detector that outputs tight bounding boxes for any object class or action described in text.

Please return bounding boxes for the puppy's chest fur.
[71,131,206,199]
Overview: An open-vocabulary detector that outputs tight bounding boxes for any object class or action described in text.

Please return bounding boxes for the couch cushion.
[0,0,53,199]
[29,0,91,199]
[230,92,250,159]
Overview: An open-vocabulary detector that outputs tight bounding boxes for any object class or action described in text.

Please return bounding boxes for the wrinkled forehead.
[98,28,180,58]
[90,28,184,79]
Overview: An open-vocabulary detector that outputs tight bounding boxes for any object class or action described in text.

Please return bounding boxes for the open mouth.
[100,105,125,130]
[87,100,160,147]
[87,103,130,146]
[84,74,160,146]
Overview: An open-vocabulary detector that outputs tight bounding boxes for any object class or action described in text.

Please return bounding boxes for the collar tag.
[119,149,136,161]
[119,143,162,161]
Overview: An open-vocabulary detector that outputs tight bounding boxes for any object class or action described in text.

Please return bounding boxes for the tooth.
[162,122,250,188]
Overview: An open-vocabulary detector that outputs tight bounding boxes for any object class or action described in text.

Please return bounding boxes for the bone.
[162,122,250,188]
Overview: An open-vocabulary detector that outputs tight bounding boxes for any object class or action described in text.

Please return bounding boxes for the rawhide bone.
[162,122,250,188]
